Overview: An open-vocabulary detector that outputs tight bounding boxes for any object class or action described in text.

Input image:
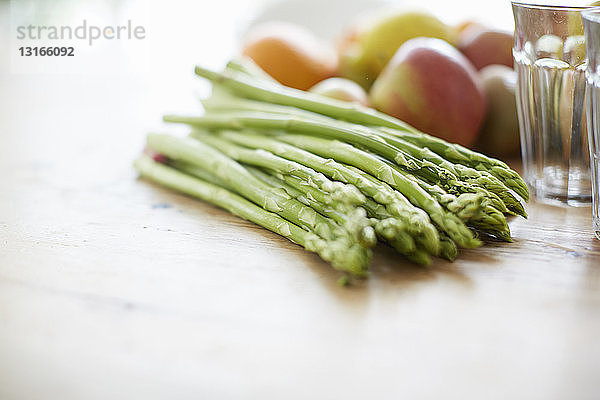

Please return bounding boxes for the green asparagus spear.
[272,134,482,249]
[165,111,418,168]
[175,156,383,248]
[190,132,367,207]
[341,163,507,253]
[145,133,373,274]
[200,93,522,217]
[173,158,364,238]
[274,171,431,263]
[194,65,418,131]
[213,129,441,255]
[165,111,523,216]
[225,58,278,83]
[404,174,511,241]
[146,134,331,236]
[168,159,230,189]
[374,130,526,217]
[244,167,376,248]
[134,155,368,278]
[178,132,376,248]
[184,129,438,262]
[175,158,392,247]
[419,180,511,241]
[373,160,513,241]
[248,167,431,264]
[438,233,458,261]
[201,93,522,221]
[198,63,528,202]
[378,127,529,202]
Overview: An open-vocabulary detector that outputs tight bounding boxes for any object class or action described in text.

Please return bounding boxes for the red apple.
[369,37,486,147]
[457,26,514,70]
[475,65,521,159]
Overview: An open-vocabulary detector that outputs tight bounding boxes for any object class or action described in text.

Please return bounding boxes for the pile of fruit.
[241,9,521,158]
[135,57,528,283]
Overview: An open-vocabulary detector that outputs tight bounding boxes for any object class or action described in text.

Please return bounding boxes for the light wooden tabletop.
[1,2,600,400]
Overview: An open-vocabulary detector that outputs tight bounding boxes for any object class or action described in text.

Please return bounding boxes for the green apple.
[337,8,452,90]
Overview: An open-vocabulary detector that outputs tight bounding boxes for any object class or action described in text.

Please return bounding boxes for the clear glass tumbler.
[583,9,600,239]
[512,2,593,206]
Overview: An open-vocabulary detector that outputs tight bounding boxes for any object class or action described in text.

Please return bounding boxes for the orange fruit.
[242,22,337,90]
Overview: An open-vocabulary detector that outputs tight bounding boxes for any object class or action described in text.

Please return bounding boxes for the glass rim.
[511,1,595,11]
[582,8,600,23]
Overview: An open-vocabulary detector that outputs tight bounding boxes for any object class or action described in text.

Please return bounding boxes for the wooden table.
[1,2,600,400]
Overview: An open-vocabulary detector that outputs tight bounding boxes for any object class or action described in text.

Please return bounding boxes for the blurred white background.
[2,0,517,81]
[2,0,517,75]
[0,0,517,113]
[0,0,519,183]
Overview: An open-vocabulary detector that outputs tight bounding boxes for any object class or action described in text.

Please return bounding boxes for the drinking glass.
[583,9,600,239]
[512,2,593,206]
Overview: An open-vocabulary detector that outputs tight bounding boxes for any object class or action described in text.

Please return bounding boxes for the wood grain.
[2,170,599,400]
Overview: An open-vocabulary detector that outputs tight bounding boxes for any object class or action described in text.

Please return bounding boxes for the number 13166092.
[19,47,74,56]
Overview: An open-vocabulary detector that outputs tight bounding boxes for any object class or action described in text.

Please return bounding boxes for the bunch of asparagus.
[135,59,528,282]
